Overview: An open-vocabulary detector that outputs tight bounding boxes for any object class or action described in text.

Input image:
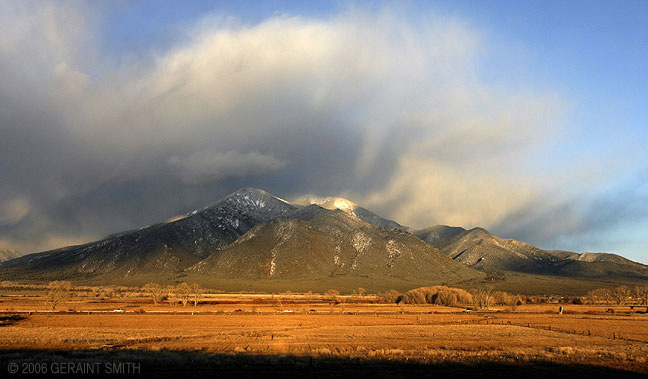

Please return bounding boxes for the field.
[1,289,648,378]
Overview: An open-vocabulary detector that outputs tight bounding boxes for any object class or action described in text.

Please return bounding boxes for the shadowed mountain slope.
[0,188,297,278]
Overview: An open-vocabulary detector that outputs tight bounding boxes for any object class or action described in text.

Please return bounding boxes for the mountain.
[291,195,407,231]
[414,225,648,279]
[1,187,483,287]
[547,250,641,265]
[423,227,562,273]
[414,225,468,249]
[0,248,20,262]
[2,187,645,291]
[189,210,480,282]
[0,188,297,278]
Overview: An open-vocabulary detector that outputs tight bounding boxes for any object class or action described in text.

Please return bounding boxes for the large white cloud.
[0,3,642,258]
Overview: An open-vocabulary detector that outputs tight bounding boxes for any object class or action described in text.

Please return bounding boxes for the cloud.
[488,174,648,253]
[0,2,644,259]
[0,234,91,254]
[168,150,287,184]
[0,198,31,226]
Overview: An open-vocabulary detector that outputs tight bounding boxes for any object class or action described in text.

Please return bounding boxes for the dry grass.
[1,293,647,375]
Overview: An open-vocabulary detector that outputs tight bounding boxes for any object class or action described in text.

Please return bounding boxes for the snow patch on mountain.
[292,195,357,212]
[291,194,406,231]
[269,252,277,276]
[386,240,402,259]
[352,232,371,253]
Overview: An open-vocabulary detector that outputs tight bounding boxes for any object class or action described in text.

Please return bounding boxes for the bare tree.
[614,286,630,305]
[176,283,191,307]
[90,286,102,298]
[492,291,515,306]
[101,286,115,299]
[167,285,176,306]
[45,281,72,311]
[631,286,648,305]
[191,283,202,307]
[143,282,164,305]
[588,288,613,304]
[326,289,340,302]
[473,287,492,309]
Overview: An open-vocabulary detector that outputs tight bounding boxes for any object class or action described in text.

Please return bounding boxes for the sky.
[0,1,646,263]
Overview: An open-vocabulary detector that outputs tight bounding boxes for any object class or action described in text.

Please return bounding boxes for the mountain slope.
[547,250,642,265]
[414,225,648,278]
[189,210,482,282]
[414,225,468,249]
[2,187,645,288]
[436,227,561,273]
[0,188,297,278]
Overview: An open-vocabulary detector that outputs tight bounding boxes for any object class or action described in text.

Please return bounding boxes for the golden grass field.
[1,290,648,378]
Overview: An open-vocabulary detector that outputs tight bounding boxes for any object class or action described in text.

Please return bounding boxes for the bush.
[435,290,458,307]
[404,290,426,304]
[326,289,340,302]
[492,291,515,306]
[400,286,472,306]
[326,289,340,296]
[378,290,402,303]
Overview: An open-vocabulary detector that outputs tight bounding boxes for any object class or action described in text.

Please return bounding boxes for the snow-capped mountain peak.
[292,195,358,212]
[291,194,406,231]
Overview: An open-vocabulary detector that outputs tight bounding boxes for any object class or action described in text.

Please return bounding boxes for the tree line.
[21,281,648,311]
[377,285,648,308]
[378,286,523,309]
[587,286,648,305]
[39,281,204,310]
[143,282,203,306]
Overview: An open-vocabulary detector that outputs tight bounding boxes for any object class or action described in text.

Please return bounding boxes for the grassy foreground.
[1,289,647,378]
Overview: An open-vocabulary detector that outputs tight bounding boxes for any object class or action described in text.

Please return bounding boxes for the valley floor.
[1,297,647,378]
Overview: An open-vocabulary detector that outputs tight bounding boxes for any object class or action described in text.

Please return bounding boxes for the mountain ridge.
[292,195,408,231]
[413,225,647,278]
[1,187,646,290]
[0,187,297,277]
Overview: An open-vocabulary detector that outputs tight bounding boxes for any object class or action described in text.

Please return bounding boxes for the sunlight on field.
[1,287,647,376]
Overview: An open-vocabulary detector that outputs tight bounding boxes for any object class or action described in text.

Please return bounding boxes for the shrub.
[404,290,426,304]
[435,290,458,307]
[399,286,473,306]
[492,291,515,306]
[326,289,340,296]
[327,289,340,302]
[378,290,401,303]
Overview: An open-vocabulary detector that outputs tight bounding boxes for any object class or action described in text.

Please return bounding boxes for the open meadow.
[1,285,648,378]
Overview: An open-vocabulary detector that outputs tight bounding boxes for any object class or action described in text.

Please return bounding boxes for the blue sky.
[0,1,646,262]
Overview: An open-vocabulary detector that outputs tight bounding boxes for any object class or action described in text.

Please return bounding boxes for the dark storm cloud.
[2,2,642,259]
